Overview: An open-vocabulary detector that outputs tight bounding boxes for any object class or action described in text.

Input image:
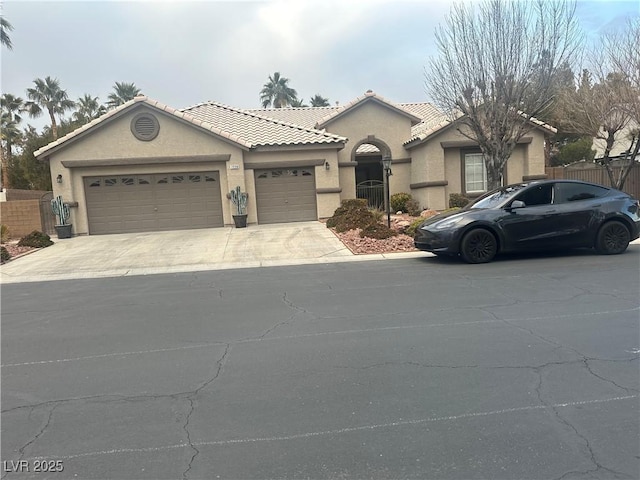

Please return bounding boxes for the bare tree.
[563,18,639,190]
[425,0,582,190]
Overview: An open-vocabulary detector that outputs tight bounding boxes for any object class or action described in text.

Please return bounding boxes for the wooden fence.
[545,165,640,200]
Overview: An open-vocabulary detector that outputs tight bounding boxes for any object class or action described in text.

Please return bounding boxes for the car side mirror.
[509,200,526,210]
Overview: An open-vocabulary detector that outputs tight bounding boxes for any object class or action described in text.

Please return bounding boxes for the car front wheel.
[595,220,630,255]
[460,228,497,264]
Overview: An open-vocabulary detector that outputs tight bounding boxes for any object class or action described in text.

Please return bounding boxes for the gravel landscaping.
[328,213,434,255]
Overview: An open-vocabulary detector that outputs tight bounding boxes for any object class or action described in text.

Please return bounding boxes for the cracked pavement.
[2,248,639,479]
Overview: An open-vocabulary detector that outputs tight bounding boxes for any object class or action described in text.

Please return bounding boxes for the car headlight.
[432,216,462,230]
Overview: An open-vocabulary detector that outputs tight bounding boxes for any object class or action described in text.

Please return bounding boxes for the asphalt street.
[2,248,639,479]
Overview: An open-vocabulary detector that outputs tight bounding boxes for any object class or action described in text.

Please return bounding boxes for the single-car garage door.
[84,172,223,234]
[255,168,317,224]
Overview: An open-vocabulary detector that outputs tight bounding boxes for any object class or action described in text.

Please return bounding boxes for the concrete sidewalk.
[0,222,425,284]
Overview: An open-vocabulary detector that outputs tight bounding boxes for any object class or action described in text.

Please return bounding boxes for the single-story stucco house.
[35,90,555,235]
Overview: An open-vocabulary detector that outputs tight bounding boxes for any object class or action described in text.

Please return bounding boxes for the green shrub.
[405,217,428,237]
[1,246,10,263]
[441,207,461,214]
[326,199,377,232]
[0,224,9,243]
[18,231,53,248]
[359,223,397,239]
[449,193,470,208]
[390,192,412,213]
[405,198,422,216]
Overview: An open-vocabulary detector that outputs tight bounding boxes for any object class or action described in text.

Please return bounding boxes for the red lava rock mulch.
[328,213,435,255]
[1,241,38,263]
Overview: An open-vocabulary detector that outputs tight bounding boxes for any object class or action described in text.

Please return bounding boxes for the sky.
[1,0,639,133]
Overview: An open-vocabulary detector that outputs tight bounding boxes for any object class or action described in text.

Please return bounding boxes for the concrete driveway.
[0,222,366,284]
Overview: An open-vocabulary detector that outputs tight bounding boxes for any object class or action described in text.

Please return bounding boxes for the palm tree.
[310,94,330,107]
[107,82,142,108]
[0,94,24,188]
[290,98,308,107]
[1,93,24,125]
[1,16,13,50]
[260,72,298,108]
[25,76,75,140]
[73,94,106,124]
[0,114,20,189]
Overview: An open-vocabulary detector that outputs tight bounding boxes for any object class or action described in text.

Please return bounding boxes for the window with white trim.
[464,153,487,194]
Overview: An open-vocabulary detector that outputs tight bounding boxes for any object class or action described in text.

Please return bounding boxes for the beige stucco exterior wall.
[45,107,246,234]
[322,102,415,201]
[409,124,549,210]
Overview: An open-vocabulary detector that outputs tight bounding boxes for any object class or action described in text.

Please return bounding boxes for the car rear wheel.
[595,220,630,255]
[460,228,497,264]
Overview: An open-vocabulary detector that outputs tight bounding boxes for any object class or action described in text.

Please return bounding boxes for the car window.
[469,184,528,209]
[553,182,609,204]
[514,184,553,206]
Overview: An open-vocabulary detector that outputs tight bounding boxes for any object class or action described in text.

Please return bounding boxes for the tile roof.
[245,94,445,142]
[35,93,556,159]
[181,102,346,148]
[244,106,338,130]
[314,90,423,128]
[35,96,254,158]
[403,109,557,147]
[356,143,381,154]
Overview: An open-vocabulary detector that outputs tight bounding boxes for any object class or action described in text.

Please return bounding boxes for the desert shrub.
[405,217,428,237]
[369,208,384,223]
[359,223,397,239]
[1,224,9,243]
[449,193,470,208]
[390,192,412,213]
[441,207,461,214]
[326,199,377,232]
[1,246,10,263]
[18,231,53,248]
[405,198,422,216]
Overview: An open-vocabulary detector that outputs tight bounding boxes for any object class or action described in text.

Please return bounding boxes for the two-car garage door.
[84,172,223,234]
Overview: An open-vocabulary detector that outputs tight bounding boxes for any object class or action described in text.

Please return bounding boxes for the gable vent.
[131,113,160,141]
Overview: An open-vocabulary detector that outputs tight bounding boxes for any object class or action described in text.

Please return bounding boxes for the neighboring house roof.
[35,96,255,158]
[182,102,346,148]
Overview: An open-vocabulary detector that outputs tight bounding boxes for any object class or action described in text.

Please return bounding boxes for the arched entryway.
[352,136,391,209]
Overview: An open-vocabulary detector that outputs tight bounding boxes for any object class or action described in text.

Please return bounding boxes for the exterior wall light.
[325,161,330,170]
[56,174,63,184]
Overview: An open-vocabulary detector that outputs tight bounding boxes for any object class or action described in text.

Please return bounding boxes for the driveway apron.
[0,222,355,283]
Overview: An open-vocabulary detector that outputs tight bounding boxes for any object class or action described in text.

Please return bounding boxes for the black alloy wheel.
[595,221,630,255]
[460,228,498,264]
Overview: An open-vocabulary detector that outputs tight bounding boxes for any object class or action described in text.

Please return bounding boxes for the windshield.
[468,183,530,209]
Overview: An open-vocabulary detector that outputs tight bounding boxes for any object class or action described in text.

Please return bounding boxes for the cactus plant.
[230,186,248,215]
[51,195,71,225]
